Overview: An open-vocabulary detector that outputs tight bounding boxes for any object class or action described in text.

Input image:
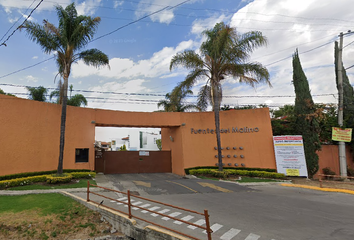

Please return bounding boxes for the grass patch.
[7,179,96,191]
[0,193,117,239]
[0,193,79,215]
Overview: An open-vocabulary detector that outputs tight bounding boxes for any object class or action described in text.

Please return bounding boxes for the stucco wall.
[0,95,276,176]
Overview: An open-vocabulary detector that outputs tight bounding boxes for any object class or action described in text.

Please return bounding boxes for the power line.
[0,0,37,42]
[0,0,44,47]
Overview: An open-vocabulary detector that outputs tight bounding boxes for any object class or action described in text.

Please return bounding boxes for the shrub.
[347,166,354,177]
[185,166,276,175]
[46,173,72,184]
[70,172,96,179]
[322,167,335,176]
[0,169,93,181]
[0,175,47,189]
[190,168,286,179]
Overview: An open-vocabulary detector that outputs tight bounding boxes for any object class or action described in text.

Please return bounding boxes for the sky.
[1,0,354,141]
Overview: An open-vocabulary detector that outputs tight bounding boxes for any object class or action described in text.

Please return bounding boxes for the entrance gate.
[95,150,172,174]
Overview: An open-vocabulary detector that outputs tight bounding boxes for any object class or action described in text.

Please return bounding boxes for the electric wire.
[0,0,37,42]
[0,0,44,47]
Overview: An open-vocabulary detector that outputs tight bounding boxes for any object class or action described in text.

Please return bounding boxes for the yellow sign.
[332,127,352,142]
[286,169,300,176]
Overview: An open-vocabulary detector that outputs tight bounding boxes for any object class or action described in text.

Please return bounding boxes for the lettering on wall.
[190,127,259,134]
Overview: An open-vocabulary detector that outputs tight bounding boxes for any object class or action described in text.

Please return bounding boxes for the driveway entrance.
[95,150,171,174]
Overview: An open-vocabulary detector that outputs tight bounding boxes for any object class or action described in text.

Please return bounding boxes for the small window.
[76,148,89,163]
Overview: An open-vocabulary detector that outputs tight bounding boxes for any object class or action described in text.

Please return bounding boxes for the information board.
[332,127,352,142]
[273,135,308,177]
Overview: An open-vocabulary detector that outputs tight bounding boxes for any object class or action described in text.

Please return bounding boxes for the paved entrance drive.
[87,173,354,240]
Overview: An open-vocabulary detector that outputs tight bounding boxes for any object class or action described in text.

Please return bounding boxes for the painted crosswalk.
[108,197,274,240]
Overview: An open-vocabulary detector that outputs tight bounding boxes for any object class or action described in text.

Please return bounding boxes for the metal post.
[337,32,348,178]
[127,190,132,219]
[87,180,90,202]
[204,209,212,240]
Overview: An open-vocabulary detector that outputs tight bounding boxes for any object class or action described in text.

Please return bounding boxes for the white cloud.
[24,75,38,83]
[72,40,196,79]
[191,14,231,36]
[75,0,102,16]
[113,1,124,8]
[32,56,38,59]
[135,0,196,24]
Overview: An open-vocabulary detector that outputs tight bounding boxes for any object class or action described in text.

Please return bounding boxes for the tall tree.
[26,86,48,102]
[157,88,200,112]
[170,22,270,171]
[50,85,88,107]
[23,3,109,174]
[292,50,321,177]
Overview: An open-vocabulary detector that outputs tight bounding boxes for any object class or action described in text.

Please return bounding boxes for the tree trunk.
[212,84,223,171]
[57,71,69,175]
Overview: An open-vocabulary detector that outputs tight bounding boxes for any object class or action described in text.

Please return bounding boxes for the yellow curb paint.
[280,183,354,195]
[133,181,151,188]
[166,180,198,193]
[197,182,233,193]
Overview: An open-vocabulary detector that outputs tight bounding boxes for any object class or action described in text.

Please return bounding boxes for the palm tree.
[170,22,270,171]
[26,86,48,102]
[157,88,200,112]
[23,3,109,174]
[50,85,88,107]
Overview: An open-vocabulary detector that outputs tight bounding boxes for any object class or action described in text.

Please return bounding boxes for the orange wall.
[315,145,354,178]
[0,95,276,176]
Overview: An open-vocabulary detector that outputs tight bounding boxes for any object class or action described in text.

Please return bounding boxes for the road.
[82,173,354,240]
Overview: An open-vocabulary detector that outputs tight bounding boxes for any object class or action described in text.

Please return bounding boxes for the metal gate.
[95,150,172,174]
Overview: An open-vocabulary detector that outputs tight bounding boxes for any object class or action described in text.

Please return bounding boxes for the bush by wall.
[185,166,277,175]
[46,173,72,184]
[0,169,93,181]
[0,175,47,189]
[189,169,286,179]
[0,171,96,189]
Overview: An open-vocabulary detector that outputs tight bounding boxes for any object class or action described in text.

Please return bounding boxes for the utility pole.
[337,32,347,178]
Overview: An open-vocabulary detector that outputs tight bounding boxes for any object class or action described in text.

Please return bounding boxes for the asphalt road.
[82,173,354,240]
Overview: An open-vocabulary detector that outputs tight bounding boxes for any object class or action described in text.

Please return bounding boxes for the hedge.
[46,173,72,184]
[0,175,47,189]
[0,169,94,181]
[0,171,96,189]
[189,169,286,179]
[185,166,277,175]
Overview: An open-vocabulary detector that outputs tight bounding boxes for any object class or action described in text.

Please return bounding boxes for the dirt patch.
[0,209,125,240]
[288,177,354,191]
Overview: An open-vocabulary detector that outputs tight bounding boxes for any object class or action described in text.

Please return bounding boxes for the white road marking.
[220,228,241,240]
[116,197,128,205]
[151,209,170,217]
[203,223,223,234]
[245,233,260,240]
[139,204,151,213]
[174,215,194,225]
[187,219,205,230]
[162,212,181,221]
[143,206,160,214]
[131,201,143,210]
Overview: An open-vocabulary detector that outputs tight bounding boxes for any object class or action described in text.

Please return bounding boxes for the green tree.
[156,139,162,151]
[170,22,270,171]
[50,85,88,107]
[157,88,200,112]
[119,144,127,151]
[292,50,321,177]
[23,3,109,174]
[26,86,48,102]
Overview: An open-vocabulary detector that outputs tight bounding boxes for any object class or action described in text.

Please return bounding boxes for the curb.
[280,183,354,195]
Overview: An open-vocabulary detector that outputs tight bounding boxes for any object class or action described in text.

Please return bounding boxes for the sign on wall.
[332,127,352,142]
[139,151,149,156]
[273,136,308,177]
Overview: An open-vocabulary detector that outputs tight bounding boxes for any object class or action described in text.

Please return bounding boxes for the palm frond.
[197,84,211,111]
[170,51,204,71]
[76,49,110,68]
[67,94,87,107]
